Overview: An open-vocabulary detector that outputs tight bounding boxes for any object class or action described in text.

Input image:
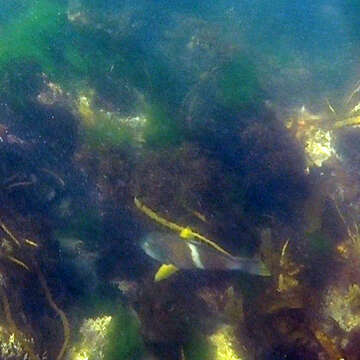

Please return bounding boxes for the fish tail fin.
[228,257,271,276]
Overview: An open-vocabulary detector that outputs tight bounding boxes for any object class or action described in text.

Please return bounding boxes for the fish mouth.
[140,238,161,262]
[140,240,152,255]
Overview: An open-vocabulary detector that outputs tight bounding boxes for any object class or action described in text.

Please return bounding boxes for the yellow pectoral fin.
[154,264,179,282]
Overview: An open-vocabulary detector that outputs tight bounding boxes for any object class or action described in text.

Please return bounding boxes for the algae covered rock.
[104,305,144,360]
[217,56,264,112]
[68,305,144,360]
[68,315,112,360]
[0,326,33,360]
[208,325,245,360]
[75,88,147,150]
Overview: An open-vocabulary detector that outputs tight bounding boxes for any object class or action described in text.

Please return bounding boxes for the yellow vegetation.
[77,91,96,128]
[134,197,232,257]
[37,266,70,360]
[312,328,344,360]
[325,284,360,332]
[68,315,112,360]
[209,325,244,360]
[0,221,70,360]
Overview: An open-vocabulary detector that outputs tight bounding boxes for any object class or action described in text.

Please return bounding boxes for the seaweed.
[0,0,67,76]
[103,305,144,360]
[217,55,264,111]
[142,102,185,148]
[183,331,215,360]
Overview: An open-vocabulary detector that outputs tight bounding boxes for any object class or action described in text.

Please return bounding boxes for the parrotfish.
[141,232,270,280]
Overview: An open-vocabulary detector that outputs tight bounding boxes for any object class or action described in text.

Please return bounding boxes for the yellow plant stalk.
[0,221,21,247]
[0,288,38,360]
[37,267,70,360]
[134,197,232,257]
[332,114,360,129]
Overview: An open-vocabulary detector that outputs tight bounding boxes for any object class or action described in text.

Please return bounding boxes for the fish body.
[141,232,270,276]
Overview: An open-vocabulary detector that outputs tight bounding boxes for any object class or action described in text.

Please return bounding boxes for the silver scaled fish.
[141,231,270,281]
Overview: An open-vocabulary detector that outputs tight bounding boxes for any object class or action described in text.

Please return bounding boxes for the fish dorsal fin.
[154,264,179,282]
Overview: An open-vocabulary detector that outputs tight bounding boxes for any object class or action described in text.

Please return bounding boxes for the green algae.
[0,0,113,82]
[55,210,104,248]
[0,0,68,112]
[0,0,67,75]
[307,230,332,255]
[183,331,215,360]
[143,102,184,148]
[0,1,188,150]
[83,112,135,150]
[62,26,125,84]
[0,61,43,110]
[0,0,125,97]
[218,56,264,111]
[305,230,334,287]
[104,305,144,360]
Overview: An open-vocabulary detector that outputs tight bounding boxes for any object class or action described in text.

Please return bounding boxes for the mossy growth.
[77,284,121,316]
[55,201,105,250]
[103,304,144,360]
[0,1,69,112]
[0,0,118,82]
[0,60,43,111]
[0,0,130,101]
[60,25,127,87]
[68,302,143,360]
[75,90,142,150]
[82,110,136,150]
[142,101,184,148]
[0,0,67,75]
[306,230,333,257]
[305,230,334,287]
[183,331,215,360]
[217,55,264,111]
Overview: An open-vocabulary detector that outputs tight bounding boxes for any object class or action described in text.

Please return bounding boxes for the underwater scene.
[2,0,360,359]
